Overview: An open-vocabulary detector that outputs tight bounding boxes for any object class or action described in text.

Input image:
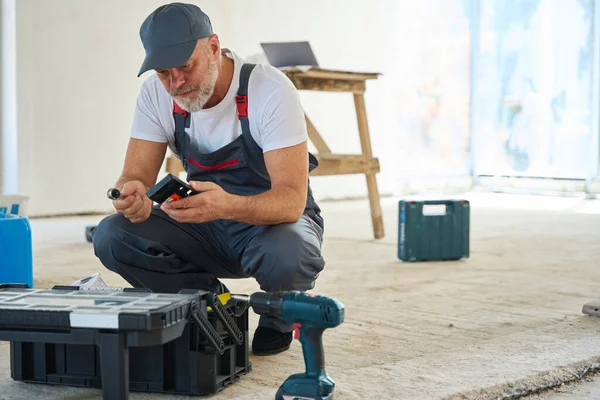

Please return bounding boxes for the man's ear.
[207,34,220,57]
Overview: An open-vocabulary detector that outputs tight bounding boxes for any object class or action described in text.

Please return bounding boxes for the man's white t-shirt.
[130,49,308,155]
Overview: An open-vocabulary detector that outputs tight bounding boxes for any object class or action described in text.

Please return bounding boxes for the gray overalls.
[93,64,325,333]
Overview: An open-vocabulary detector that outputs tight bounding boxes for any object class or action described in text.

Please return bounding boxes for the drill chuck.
[249,292,284,317]
[230,292,285,318]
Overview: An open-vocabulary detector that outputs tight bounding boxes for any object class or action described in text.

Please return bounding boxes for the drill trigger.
[291,323,302,340]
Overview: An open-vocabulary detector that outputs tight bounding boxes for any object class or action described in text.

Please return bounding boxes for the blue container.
[398,199,470,262]
[0,213,33,288]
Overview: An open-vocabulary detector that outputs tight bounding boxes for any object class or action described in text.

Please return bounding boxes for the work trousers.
[92,207,325,332]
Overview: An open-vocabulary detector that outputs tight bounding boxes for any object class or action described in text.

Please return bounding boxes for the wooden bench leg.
[365,173,384,239]
[354,93,384,239]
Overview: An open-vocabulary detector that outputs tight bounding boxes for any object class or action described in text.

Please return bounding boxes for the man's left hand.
[160,181,233,223]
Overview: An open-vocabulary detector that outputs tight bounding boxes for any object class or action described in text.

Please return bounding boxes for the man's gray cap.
[138,2,213,77]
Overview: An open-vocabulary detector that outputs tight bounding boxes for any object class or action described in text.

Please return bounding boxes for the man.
[92,2,325,356]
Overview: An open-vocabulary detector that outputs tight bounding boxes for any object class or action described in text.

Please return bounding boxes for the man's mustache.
[170,86,201,96]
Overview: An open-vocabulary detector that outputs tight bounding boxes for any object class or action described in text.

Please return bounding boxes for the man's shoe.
[252,326,293,356]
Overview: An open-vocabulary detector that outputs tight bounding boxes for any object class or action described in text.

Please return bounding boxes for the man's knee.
[244,219,325,292]
[92,213,129,273]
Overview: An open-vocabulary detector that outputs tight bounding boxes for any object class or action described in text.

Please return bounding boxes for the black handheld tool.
[231,291,345,400]
[146,174,198,204]
[106,188,121,200]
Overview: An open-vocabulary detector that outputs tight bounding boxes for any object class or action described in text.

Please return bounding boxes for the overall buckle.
[172,101,188,118]
[236,95,248,119]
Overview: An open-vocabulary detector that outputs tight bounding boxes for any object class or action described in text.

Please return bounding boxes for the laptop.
[260,41,319,68]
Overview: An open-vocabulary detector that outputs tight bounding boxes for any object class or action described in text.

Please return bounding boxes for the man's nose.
[169,69,185,89]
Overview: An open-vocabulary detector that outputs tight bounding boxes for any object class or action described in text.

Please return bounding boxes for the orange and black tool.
[146,174,198,205]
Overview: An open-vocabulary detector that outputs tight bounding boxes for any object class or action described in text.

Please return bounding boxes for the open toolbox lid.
[0,284,245,354]
[0,284,202,331]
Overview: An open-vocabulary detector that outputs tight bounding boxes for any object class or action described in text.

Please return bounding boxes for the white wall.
[8,0,465,216]
[222,0,403,201]
[1,0,18,195]
[0,0,4,194]
[11,0,231,216]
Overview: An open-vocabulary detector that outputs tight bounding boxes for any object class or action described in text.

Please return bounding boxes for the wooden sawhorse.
[283,67,383,239]
[165,67,384,239]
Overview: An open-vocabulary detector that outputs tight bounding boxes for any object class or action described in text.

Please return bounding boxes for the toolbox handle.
[422,200,456,205]
[420,200,466,216]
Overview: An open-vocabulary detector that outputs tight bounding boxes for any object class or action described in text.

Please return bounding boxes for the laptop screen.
[260,41,319,68]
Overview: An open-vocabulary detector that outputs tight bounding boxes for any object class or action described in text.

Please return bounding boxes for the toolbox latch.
[188,301,225,355]
[208,293,244,345]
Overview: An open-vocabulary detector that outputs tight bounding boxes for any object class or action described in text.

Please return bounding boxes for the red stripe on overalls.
[189,157,239,171]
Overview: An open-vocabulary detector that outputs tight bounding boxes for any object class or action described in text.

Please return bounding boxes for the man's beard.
[170,57,218,112]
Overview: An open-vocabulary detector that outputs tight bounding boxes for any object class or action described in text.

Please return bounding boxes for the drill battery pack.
[398,199,470,262]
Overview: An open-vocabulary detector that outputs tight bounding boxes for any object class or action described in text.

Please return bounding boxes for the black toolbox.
[0,284,252,399]
[398,199,470,262]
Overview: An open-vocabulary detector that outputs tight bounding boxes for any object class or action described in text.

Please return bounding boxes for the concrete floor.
[1,192,600,399]
[544,376,600,399]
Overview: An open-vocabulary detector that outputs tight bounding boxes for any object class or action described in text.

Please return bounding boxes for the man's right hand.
[113,180,153,223]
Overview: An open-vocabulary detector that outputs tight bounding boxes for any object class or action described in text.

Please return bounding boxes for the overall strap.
[236,63,256,136]
[172,101,190,137]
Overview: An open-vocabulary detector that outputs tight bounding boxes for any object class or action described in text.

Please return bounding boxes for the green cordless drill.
[231,291,345,400]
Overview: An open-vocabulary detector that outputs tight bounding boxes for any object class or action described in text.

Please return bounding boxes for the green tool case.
[398,199,470,262]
